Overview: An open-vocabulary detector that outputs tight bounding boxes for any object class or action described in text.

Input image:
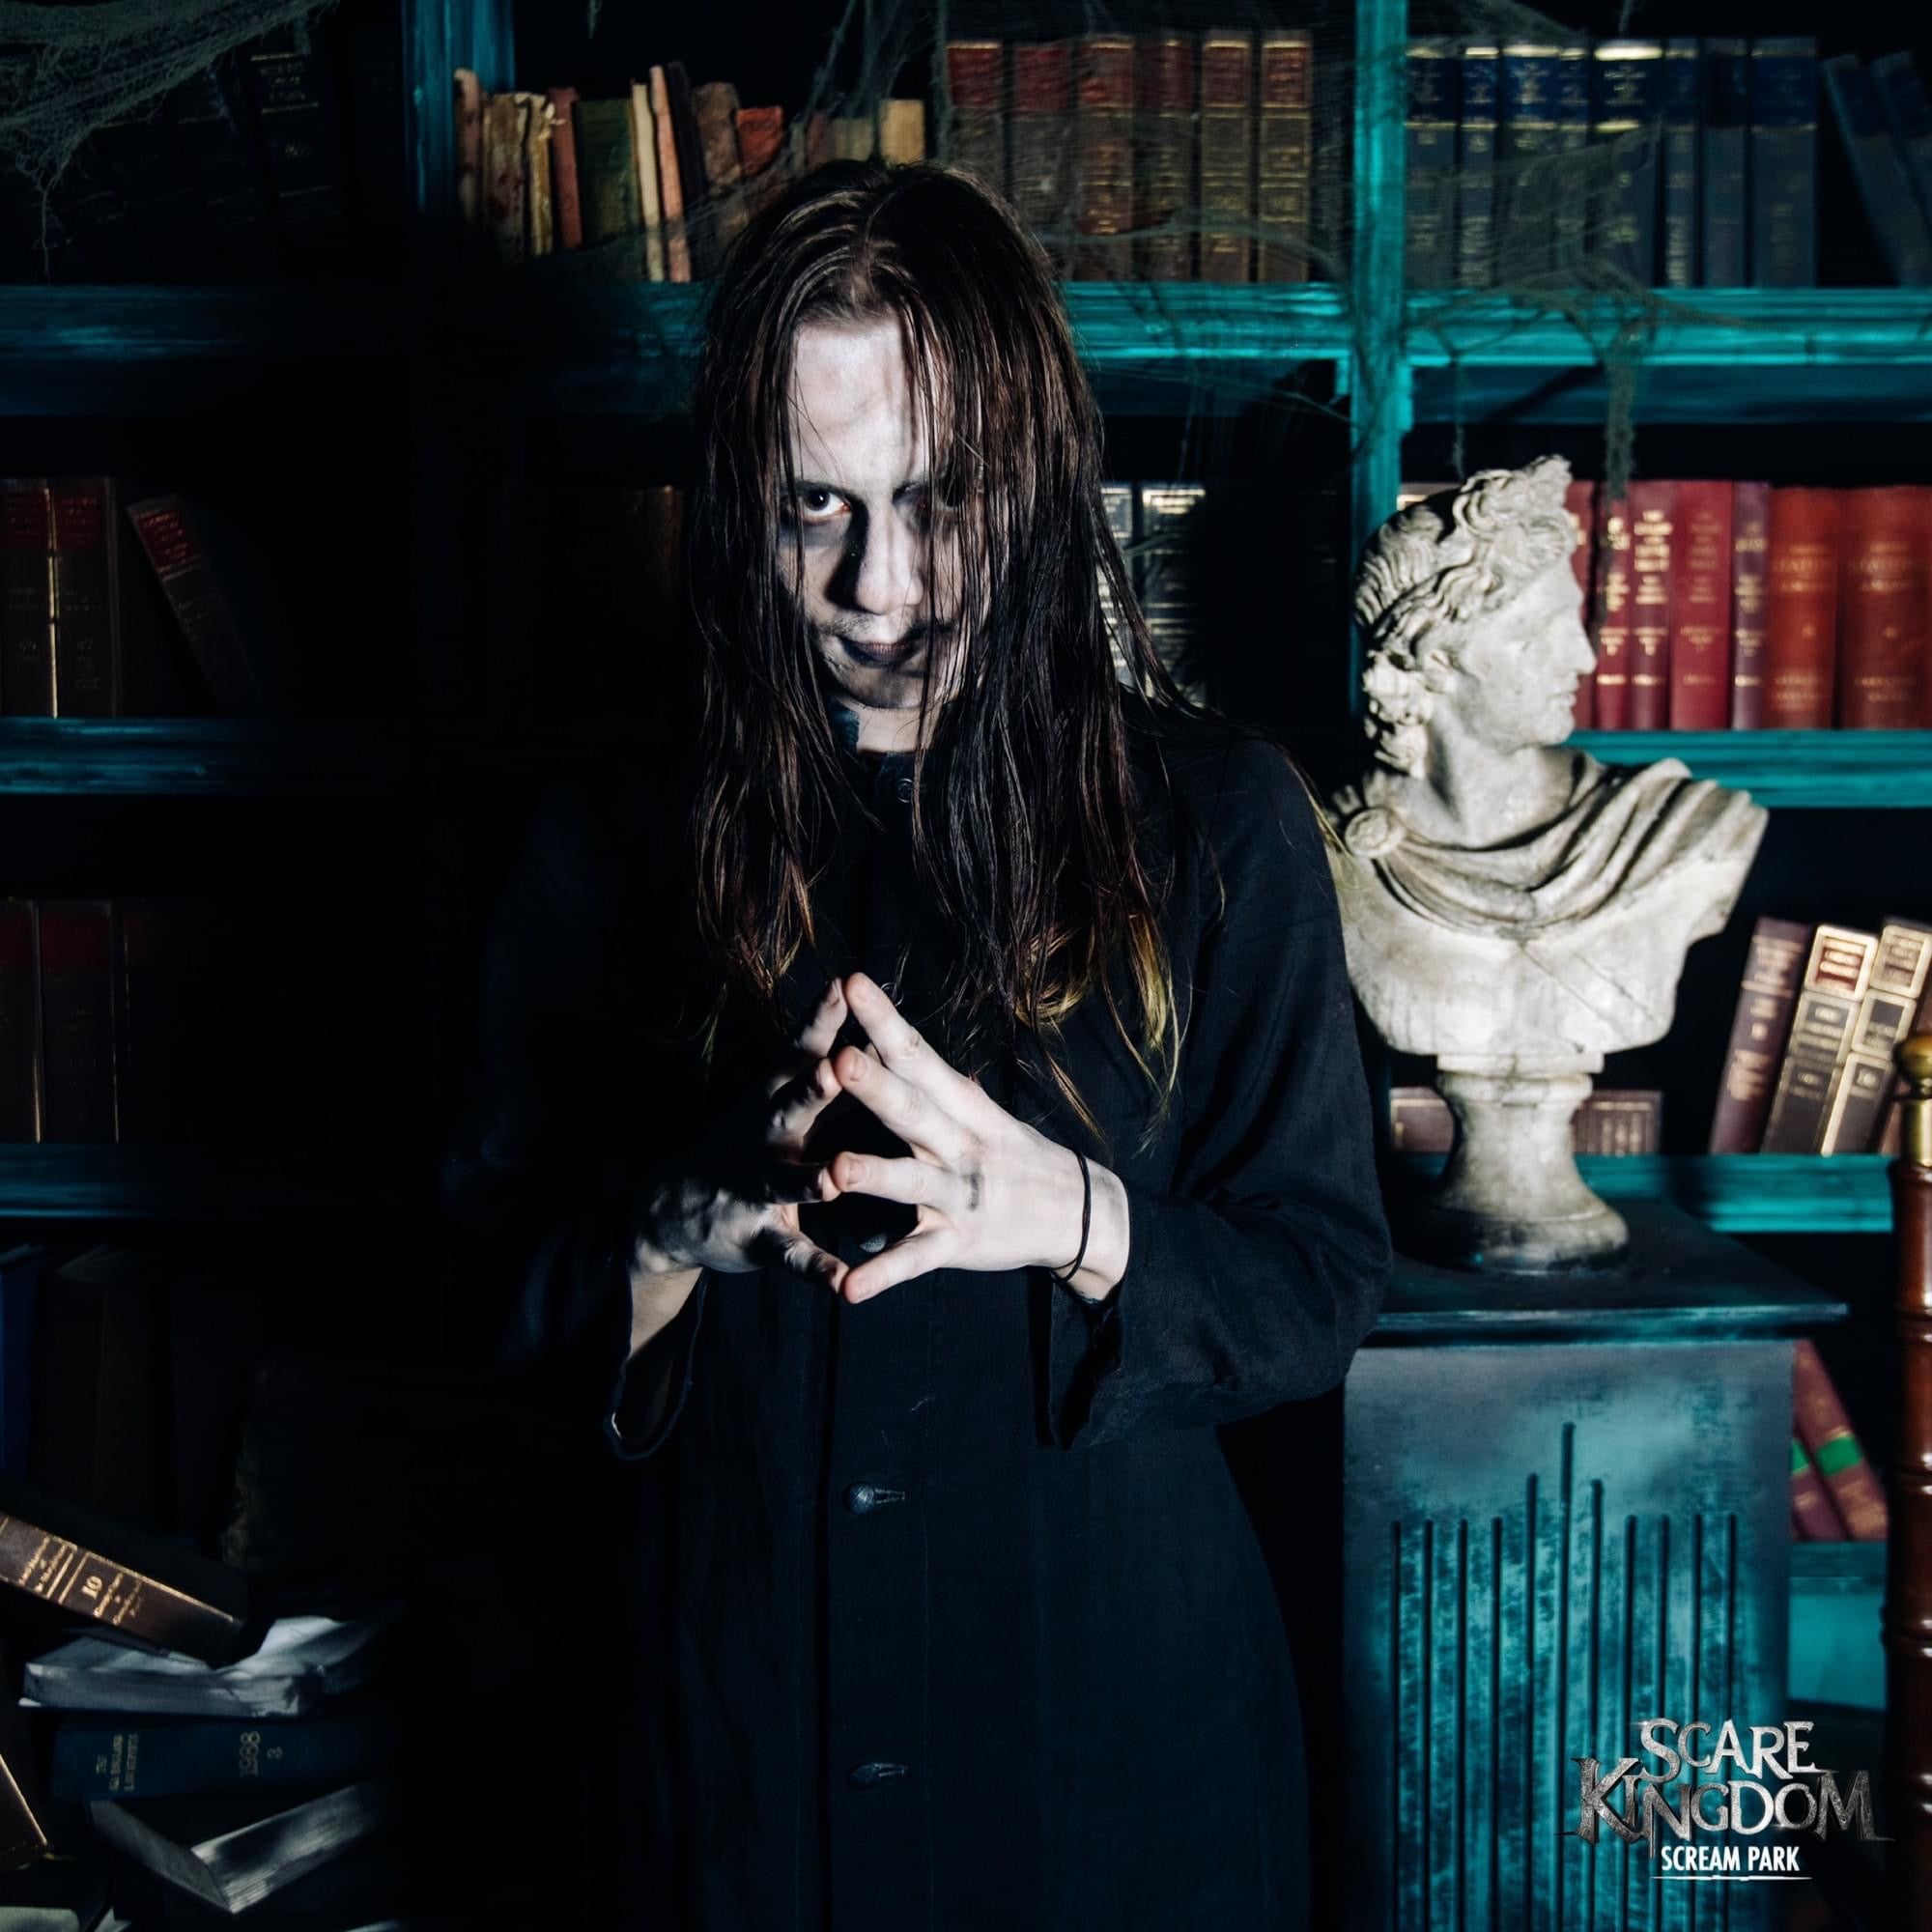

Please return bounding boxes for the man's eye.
[791,489,844,523]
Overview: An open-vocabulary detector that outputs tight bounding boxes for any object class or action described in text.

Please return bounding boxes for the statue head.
[1353,456,1592,773]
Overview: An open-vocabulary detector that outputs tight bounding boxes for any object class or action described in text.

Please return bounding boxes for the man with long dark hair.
[449,159,1390,1928]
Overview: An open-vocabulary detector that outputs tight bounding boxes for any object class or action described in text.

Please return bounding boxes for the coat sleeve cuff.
[603,1272,709,1462]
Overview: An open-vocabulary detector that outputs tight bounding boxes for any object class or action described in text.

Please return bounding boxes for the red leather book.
[1790,1437,1845,1540]
[1708,916,1810,1151]
[1072,35,1135,280]
[1199,30,1255,283]
[1666,480,1731,729]
[735,106,786,219]
[1729,480,1771,727]
[1764,487,1840,727]
[1837,484,1930,728]
[0,480,53,717]
[1134,35,1194,281]
[1010,43,1072,275]
[1565,480,1596,728]
[944,41,1007,198]
[1793,1340,1888,1540]
[1588,494,1633,728]
[48,479,116,718]
[545,86,582,249]
[1626,481,1675,729]
[1256,30,1313,283]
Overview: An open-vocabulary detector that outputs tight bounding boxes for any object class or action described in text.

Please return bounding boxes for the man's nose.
[846,511,923,616]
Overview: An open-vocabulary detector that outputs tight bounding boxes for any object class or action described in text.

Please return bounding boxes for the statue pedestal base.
[1397,1058,1627,1271]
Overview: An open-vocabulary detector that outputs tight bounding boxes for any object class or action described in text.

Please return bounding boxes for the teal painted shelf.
[1399,1153,1896,1234]
[0,1145,397,1219]
[0,285,404,412]
[1405,289,1932,423]
[0,720,410,795]
[1571,730,1932,807]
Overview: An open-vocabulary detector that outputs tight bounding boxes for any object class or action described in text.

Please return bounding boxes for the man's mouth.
[837,632,926,669]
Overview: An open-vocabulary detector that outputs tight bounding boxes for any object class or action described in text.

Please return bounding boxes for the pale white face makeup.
[780,317,969,753]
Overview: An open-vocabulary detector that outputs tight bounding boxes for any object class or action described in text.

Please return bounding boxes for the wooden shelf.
[1399,1152,1896,1235]
[1405,289,1932,423]
[1571,730,1932,808]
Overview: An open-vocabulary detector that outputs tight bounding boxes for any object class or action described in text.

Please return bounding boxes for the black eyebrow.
[789,476,932,500]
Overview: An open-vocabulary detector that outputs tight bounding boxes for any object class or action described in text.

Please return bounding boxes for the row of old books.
[1,481,294,719]
[1401,477,1932,731]
[1408,39,1932,290]
[1790,1340,1888,1541]
[1711,916,1929,1154]
[0,901,191,1148]
[6,20,401,285]
[458,26,1332,285]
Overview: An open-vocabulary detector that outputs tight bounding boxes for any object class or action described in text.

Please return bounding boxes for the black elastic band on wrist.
[1048,1150,1093,1287]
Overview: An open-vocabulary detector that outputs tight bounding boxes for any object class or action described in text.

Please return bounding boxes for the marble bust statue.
[1325,456,1767,1268]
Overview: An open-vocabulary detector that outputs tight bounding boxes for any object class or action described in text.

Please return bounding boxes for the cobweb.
[0,0,332,255]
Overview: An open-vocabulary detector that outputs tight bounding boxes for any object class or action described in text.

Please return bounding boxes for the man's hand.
[824,973,1130,1305]
[634,980,855,1291]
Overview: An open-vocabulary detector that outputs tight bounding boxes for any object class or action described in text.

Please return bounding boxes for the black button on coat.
[444,703,1392,1930]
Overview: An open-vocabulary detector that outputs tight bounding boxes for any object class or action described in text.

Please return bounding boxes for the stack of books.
[1710,916,1930,1155]
[1399,478,1932,731]
[1790,1341,1889,1541]
[1407,38,1932,290]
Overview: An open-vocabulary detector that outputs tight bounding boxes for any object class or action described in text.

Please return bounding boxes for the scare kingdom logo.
[1573,1719,1877,1879]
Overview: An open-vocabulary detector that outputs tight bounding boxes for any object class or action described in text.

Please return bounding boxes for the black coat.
[442,703,1391,1930]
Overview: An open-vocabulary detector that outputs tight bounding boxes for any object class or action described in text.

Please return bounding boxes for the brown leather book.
[1199,30,1256,283]
[1760,924,1879,1151]
[0,901,36,1142]
[1666,479,1731,729]
[1709,916,1811,1151]
[1256,30,1314,283]
[693,81,748,254]
[663,63,716,278]
[480,92,526,269]
[1793,1341,1888,1540]
[36,901,117,1145]
[1790,1437,1845,1540]
[545,87,582,250]
[1837,484,1930,728]
[648,68,692,283]
[1729,480,1772,727]
[1010,43,1073,274]
[453,70,483,263]
[1626,481,1675,729]
[1565,480,1596,728]
[0,1468,249,1661]
[1072,35,1135,280]
[1820,920,1932,1153]
[1589,493,1633,728]
[1,479,54,716]
[943,41,1008,197]
[1764,486,1841,727]
[124,497,275,718]
[49,478,116,718]
[1135,34,1194,281]
[735,105,787,217]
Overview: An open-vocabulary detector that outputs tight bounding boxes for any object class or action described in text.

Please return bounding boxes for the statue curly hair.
[1352,456,1580,774]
